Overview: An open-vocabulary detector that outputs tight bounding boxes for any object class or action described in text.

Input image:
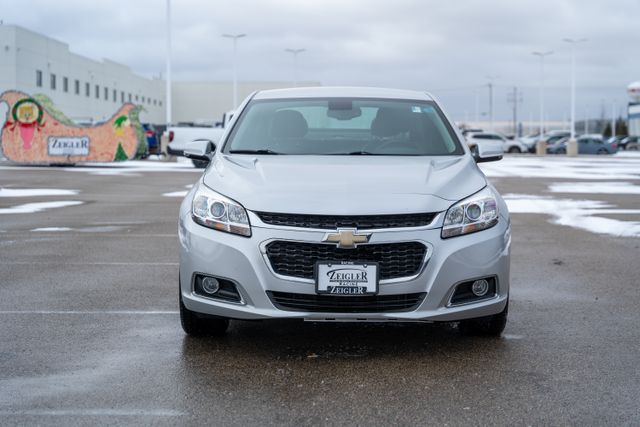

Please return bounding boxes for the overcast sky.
[3,0,639,124]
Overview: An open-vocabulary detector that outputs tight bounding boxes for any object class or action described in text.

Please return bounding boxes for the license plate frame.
[315,261,379,296]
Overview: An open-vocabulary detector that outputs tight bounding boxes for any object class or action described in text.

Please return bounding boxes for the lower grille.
[267,291,426,313]
[265,241,427,281]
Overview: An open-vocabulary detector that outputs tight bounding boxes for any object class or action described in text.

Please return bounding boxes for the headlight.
[191,182,251,237]
[441,187,498,238]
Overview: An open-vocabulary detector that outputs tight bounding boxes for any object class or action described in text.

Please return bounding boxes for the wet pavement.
[1,161,639,426]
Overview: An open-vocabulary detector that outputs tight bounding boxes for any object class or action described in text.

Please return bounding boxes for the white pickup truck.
[167,111,233,167]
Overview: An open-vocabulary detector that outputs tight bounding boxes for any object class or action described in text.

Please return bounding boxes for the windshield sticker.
[411,106,421,113]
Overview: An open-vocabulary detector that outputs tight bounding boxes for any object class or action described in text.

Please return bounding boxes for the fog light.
[201,277,220,294]
[471,279,489,297]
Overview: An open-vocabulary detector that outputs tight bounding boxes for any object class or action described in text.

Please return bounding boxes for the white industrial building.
[0,24,320,126]
[0,24,166,124]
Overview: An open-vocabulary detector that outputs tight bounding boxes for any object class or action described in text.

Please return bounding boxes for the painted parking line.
[0,261,178,266]
[0,409,183,417]
[0,310,179,315]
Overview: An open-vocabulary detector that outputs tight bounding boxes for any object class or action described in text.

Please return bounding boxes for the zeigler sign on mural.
[47,136,90,156]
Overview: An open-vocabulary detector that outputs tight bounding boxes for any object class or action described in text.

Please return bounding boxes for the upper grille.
[256,212,437,230]
[267,291,426,313]
[265,241,427,281]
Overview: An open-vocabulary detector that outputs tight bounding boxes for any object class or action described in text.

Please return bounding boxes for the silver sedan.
[177,87,511,337]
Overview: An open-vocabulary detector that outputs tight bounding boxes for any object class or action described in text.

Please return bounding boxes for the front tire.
[508,146,521,153]
[458,300,508,337]
[180,288,229,336]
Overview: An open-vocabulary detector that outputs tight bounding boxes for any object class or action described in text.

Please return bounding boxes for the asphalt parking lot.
[1,157,639,426]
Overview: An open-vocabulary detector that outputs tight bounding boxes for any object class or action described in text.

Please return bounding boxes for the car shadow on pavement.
[175,320,515,409]
[180,319,510,362]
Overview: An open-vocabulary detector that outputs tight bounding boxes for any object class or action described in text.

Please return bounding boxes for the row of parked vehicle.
[462,129,639,155]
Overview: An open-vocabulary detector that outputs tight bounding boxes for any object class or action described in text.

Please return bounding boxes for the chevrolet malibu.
[178,87,511,337]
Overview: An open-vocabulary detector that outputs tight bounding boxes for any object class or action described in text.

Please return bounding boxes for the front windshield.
[223,98,464,156]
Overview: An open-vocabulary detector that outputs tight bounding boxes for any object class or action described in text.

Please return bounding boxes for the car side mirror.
[184,139,216,163]
[473,141,503,163]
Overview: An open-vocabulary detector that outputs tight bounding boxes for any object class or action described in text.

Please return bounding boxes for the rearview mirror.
[473,141,503,163]
[184,139,216,163]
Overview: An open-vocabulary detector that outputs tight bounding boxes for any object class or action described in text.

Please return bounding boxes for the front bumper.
[179,211,511,322]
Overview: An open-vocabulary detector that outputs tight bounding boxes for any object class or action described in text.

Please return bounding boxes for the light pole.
[474,89,479,124]
[563,38,587,143]
[611,101,616,138]
[222,33,246,108]
[486,75,498,131]
[532,51,553,140]
[166,0,172,126]
[285,48,305,87]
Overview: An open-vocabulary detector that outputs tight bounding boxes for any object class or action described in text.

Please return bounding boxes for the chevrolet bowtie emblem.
[322,228,372,249]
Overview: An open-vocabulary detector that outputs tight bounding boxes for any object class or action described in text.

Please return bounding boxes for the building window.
[95,85,99,99]
[36,70,43,87]
[50,74,57,90]
[112,89,116,102]
[121,91,124,103]
[85,82,90,97]
[128,93,132,102]
[74,79,80,95]
[63,77,69,93]
[104,87,108,100]
[135,95,139,101]
[159,100,162,107]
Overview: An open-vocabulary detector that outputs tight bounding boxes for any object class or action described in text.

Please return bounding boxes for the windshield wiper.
[228,149,281,155]
[340,151,386,155]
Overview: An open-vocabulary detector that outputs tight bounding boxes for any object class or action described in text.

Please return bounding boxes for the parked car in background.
[616,136,636,150]
[518,133,540,149]
[519,130,570,153]
[625,137,639,150]
[461,128,484,137]
[167,111,235,167]
[606,135,626,146]
[466,131,527,153]
[547,135,618,154]
[142,123,161,155]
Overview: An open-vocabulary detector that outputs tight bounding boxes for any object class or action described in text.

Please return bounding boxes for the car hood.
[202,155,487,215]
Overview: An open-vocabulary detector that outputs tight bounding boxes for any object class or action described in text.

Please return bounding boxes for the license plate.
[315,261,378,295]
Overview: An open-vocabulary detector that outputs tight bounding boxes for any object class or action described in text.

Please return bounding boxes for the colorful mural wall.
[0,90,146,164]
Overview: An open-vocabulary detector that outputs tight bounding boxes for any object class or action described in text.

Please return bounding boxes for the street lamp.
[532,51,553,141]
[486,75,499,131]
[285,48,305,87]
[563,38,587,143]
[222,33,246,108]
[166,0,172,126]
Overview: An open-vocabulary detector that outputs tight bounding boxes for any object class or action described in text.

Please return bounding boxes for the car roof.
[252,86,435,101]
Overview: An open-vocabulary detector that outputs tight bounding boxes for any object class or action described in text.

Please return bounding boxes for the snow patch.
[163,184,193,198]
[479,156,640,180]
[0,201,83,215]
[31,227,72,232]
[0,188,79,197]
[163,190,188,197]
[548,181,640,195]
[504,194,640,238]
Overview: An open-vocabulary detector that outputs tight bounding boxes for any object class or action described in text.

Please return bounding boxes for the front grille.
[256,212,437,230]
[265,241,427,281]
[267,291,426,313]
